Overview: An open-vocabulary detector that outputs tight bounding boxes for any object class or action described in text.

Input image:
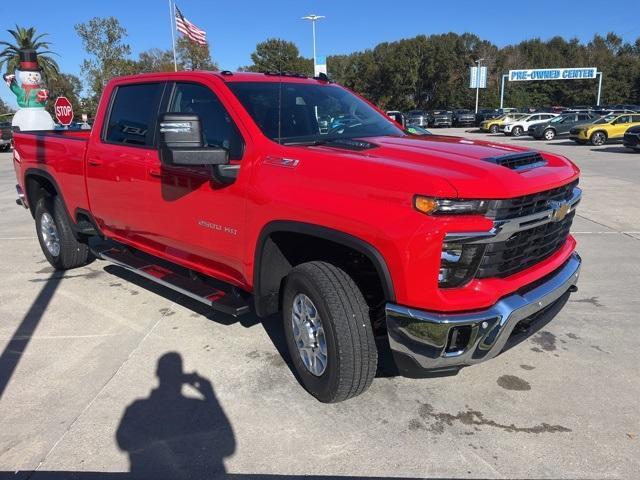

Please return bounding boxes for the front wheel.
[544,129,556,140]
[35,195,93,270]
[590,131,607,146]
[512,126,523,137]
[283,261,377,403]
[489,124,499,134]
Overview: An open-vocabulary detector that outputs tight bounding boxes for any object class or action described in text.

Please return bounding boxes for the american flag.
[175,6,207,45]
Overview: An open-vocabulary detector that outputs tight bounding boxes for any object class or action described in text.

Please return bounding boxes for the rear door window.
[104,83,165,147]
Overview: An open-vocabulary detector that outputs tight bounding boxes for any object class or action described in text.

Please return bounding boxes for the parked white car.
[503,113,559,137]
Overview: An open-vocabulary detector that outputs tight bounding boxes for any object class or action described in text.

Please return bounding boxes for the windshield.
[593,115,617,125]
[550,116,565,123]
[227,81,404,144]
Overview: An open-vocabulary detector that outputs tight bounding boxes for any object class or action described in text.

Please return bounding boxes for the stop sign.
[54,97,74,126]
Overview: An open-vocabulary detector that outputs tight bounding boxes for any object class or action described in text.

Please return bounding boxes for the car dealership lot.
[0,131,639,479]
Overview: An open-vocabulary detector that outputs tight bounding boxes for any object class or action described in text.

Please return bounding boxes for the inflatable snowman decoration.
[3,48,54,131]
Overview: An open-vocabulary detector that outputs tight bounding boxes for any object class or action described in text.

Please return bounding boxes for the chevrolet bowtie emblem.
[549,200,570,222]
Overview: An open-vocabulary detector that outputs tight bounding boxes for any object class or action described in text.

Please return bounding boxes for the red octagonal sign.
[54,97,74,126]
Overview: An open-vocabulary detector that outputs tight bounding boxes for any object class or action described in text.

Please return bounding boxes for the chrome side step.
[96,246,251,317]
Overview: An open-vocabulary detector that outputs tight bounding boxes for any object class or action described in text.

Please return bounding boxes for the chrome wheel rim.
[40,212,61,257]
[291,293,327,376]
[545,130,554,140]
[594,133,605,145]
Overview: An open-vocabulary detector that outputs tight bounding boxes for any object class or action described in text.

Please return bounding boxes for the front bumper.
[624,133,640,150]
[386,252,581,376]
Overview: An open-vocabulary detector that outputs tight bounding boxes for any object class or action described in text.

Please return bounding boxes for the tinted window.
[632,115,640,123]
[227,81,403,144]
[168,83,244,160]
[105,83,164,146]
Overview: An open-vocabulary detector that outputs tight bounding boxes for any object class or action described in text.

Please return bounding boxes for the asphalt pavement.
[0,129,638,479]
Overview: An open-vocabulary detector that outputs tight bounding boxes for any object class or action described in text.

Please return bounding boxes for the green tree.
[75,17,135,115]
[46,73,83,118]
[137,48,176,73]
[0,96,13,116]
[0,25,60,81]
[244,38,312,75]
[176,37,217,71]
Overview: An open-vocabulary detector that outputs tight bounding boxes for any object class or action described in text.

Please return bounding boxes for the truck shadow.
[101,266,401,380]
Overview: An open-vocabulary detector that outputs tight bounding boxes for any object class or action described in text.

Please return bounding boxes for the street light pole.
[302,14,325,74]
[475,58,484,114]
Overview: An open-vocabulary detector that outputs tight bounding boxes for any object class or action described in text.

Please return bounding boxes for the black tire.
[512,126,523,137]
[35,195,93,270]
[543,128,556,141]
[490,124,499,134]
[590,131,607,146]
[283,261,377,403]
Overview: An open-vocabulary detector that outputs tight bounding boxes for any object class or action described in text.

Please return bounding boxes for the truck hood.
[310,134,579,199]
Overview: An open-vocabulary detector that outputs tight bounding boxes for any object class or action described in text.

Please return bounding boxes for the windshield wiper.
[280,138,378,150]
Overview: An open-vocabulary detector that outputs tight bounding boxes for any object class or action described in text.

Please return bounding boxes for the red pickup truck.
[13,71,581,402]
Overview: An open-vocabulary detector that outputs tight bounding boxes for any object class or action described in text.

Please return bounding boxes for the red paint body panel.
[13,71,580,313]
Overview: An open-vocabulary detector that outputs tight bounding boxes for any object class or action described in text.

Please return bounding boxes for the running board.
[96,247,250,317]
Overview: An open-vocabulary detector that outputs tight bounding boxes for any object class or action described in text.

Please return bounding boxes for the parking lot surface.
[1,129,639,479]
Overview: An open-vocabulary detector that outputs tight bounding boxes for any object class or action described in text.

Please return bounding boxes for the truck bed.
[14,129,91,216]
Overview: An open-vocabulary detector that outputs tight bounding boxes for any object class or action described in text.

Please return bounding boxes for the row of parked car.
[389,109,477,128]
[479,109,640,149]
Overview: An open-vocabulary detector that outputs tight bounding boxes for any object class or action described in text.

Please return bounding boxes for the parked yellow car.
[480,113,528,133]
[570,113,640,146]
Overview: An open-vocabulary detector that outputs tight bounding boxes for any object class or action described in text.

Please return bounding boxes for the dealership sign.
[509,68,598,82]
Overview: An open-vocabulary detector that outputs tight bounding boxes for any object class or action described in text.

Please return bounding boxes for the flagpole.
[169,0,177,71]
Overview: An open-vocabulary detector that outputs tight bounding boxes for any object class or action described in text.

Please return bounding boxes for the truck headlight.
[439,242,485,288]
[414,197,488,215]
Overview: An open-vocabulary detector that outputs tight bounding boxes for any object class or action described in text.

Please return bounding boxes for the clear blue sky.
[2,0,639,107]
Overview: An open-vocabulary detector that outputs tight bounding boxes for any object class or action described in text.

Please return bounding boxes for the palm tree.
[0,25,60,81]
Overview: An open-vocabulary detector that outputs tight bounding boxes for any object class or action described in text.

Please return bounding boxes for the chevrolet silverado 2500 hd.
[13,71,581,403]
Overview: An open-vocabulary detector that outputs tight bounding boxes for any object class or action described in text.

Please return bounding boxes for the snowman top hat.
[18,49,40,72]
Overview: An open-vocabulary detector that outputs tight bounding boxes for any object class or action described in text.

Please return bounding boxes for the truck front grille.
[476,210,575,278]
[487,180,578,220]
[474,181,579,278]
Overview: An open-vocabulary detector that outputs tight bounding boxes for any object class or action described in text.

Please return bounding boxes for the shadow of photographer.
[116,352,235,479]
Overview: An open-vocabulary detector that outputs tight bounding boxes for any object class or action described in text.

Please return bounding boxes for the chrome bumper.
[385,252,581,373]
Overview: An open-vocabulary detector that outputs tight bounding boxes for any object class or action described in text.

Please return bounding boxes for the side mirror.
[158,113,229,167]
[388,112,406,127]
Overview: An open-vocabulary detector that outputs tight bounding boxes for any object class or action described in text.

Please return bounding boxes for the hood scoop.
[481,151,547,172]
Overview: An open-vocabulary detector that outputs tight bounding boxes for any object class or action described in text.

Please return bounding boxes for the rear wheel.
[489,124,499,134]
[512,126,523,137]
[590,131,607,146]
[283,261,377,403]
[35,195,93,270]
[544,128,556,140]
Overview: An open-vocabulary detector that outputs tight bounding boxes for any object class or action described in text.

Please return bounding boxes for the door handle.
[149,168,162,178]
[87,156,103,166]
